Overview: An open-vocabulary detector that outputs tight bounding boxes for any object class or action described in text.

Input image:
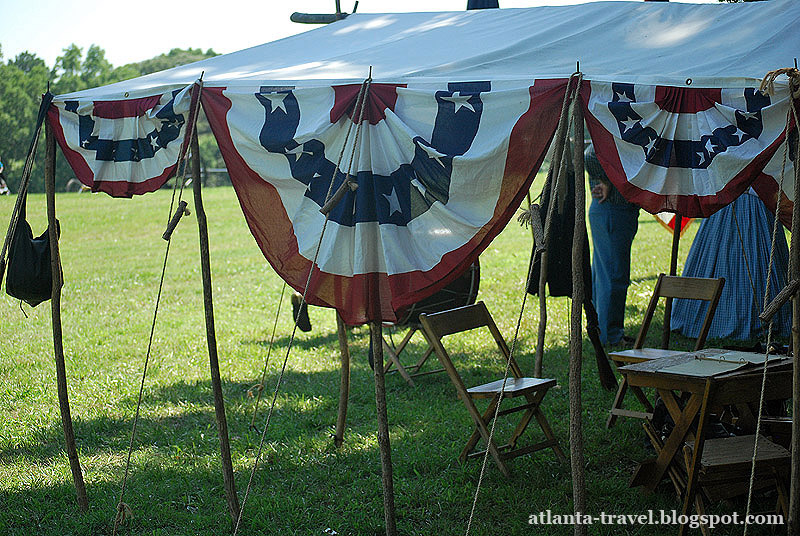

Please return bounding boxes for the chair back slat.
[419,301,522,378]
[633,273,725,351]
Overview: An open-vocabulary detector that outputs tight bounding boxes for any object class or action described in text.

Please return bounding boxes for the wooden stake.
[45,121,89,512]
[334,312,351,448]
[370,321,398,536]
[661,214,682,349]
[191,132,240,523]
[569,86,587,536]
[788,103,800,536]
[534,250,548,378]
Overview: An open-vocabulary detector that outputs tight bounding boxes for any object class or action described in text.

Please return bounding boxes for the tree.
[0,43,226,193]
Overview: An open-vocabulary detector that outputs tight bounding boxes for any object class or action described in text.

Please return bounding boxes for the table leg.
[678,381,712,536]
[631,392,703,491]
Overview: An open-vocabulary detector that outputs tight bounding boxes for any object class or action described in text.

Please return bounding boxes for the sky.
[2,0,720,69]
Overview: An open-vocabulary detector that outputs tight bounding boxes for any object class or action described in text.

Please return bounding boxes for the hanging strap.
[0,91,53,287]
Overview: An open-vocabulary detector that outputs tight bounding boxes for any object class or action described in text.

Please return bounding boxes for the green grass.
[0,185,784,535]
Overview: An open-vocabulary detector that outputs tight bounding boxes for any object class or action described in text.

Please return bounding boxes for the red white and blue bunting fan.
[202,79,566,324]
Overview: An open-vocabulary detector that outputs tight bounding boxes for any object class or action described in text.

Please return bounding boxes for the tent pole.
[661,214,682,349]
[334,312,351,448]
[534,250,548,378]
[788,114,800,536]
[569,84,587,536]
[370,321,398,536]
[45,121,89,512]
[190,132,241,524]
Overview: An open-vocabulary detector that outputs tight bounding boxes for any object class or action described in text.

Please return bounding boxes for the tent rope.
[247,282,287,431]
[465,73,582,536]
[111,79,204,536]
[233,72,373,536]
[742,76,799,535]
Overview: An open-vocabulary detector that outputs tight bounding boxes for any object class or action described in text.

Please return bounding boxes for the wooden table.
[607,348,688,427]
[620,349,793,535]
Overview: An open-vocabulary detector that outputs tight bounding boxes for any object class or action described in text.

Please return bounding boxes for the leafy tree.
[0,44,226,193]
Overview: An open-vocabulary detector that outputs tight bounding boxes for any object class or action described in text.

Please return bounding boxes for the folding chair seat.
[607,274,724,428]
[419,301,566,477]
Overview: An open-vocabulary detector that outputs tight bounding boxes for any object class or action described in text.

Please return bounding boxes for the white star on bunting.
[614,91,633,103]
[441,92,475,114]
[383,186,402,216]
[621,117,639,133]
[286,143,313,158]
[419,143,447,168]
[264,92,289,114]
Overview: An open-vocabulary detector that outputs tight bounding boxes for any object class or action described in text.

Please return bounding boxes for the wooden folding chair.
[681,435,789,536]
[381,324,443,387]
[419,302,566,477]
[606,274,725,428]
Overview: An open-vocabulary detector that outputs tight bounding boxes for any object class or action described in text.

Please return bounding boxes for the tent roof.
[59,0,799,101]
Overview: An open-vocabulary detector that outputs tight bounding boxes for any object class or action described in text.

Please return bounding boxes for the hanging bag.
[5,195,60,307]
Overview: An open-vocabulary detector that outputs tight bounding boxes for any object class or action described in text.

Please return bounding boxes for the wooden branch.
[334,312,351,448]
[370,322,398,536]
[569,87,587,536]
[290,12,349,24]
[529,203,545,257]
[661,214,682,349]
[759,278,800,324]
[45,121,89,512]
[319,177,357,215]
[191,132,240,524]
[788,104,800,535]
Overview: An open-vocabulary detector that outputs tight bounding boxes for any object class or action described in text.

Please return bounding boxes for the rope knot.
[246,384,264,398]
[114,501,133,526]
[759,67,800,99]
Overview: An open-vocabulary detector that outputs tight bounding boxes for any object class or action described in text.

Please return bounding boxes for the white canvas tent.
[19,0,800,533]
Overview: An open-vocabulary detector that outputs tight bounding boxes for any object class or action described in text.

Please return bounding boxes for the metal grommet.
[685,78,692,86]
[124,92,129,98]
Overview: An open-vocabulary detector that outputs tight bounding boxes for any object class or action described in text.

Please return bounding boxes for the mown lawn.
[0,184,785,535]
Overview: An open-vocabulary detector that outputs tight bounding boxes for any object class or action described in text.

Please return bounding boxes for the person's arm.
[590,181,610,202]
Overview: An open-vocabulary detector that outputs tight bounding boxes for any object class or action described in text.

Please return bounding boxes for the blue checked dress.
[671,189,791,342]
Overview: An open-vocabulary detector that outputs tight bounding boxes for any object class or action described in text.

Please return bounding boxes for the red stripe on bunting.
[654,86,721,114]
[330,83,406,126]
[581,80,787,218]
[92,95,162,119]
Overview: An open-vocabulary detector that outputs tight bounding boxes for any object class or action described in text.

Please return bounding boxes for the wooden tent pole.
[334,312,351,448]
[190,132,241,523]
[44,121,89,512]
[661,215,682,349]
[534,250,548,378]
[370,321,398,536]
[569,84,587,536]
[788,112,800,536]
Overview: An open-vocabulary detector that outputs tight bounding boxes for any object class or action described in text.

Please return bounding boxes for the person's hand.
[591,182,610,203]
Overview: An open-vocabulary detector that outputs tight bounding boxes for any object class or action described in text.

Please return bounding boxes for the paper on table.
[660,358,746,377]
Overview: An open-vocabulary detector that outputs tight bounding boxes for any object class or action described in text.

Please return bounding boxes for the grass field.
[0,184,785,535]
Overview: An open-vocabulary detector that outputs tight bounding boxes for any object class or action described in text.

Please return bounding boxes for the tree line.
[0,44,225,194]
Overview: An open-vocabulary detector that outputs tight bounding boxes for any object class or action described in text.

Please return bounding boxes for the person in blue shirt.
[585,145,639,346]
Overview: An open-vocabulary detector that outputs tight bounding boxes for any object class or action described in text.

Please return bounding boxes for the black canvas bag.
[6,197,60,307]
